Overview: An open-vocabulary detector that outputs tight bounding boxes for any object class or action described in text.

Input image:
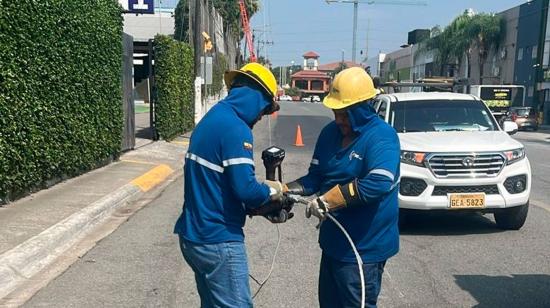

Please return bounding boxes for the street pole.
[352,0,358,63]
[194,0,201,75]
[159,0,162,34]
[365,18,370,62]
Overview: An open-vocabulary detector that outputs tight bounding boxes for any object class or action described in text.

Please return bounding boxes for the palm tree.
[417,10,504,83]
[416,26,454,76]
[467,13,505,83]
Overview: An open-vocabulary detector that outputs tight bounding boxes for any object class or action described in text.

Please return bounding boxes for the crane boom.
[239,0,256,62]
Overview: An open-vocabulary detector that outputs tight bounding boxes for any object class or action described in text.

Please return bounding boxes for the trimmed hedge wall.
[0,1,123,202]
[154,35,194,140]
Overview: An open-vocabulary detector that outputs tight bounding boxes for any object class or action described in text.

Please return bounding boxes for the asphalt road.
[23,102,550,307]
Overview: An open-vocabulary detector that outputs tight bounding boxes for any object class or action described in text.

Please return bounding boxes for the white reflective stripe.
[368,169,395,182]
[186,153,224,173]
[222,157,255,167]
[311,159,320,165]
[390,180,400,191]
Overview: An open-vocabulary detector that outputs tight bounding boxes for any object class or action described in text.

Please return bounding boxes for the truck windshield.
[390,100,498,133]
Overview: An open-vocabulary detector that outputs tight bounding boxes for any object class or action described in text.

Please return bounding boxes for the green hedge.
[154,35,194,140]
[0,1,123,202]
[212,52,228,94]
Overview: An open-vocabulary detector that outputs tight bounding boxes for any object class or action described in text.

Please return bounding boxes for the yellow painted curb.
[131,164,174,192]
[120,159,158,166]
[171,140,190,146]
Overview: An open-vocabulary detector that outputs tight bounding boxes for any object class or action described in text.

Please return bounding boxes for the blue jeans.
[319,253,386,308]
[178,236,253,308]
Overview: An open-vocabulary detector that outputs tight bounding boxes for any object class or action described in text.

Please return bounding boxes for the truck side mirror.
[503,121,518,135]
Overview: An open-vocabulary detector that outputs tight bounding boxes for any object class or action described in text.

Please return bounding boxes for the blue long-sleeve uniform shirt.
[299,103,401,263]
[174,86,272,244]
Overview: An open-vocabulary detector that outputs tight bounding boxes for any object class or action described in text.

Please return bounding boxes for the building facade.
[291,52,331,98]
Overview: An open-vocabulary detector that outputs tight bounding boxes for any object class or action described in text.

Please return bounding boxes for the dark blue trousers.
[319,253,386,308]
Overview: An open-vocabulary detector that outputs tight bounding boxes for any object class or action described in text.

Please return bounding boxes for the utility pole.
[325,0,427,64]
[365,18,370,61]
[194,0,201,75]
[352,0,358,63]
[159,0,162,34]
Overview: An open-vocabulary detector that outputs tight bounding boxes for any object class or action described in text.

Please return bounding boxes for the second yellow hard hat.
[323,67,376,110]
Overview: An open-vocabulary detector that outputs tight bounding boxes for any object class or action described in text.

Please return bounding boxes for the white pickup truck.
[374,92,531,230]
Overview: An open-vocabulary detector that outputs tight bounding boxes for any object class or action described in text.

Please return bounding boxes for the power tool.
[260,146,293,222]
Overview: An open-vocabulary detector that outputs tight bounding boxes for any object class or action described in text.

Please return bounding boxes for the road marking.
[131,164,174,192]
[120,159,158,166]
[171,140,189,146]
[531,199,550,213]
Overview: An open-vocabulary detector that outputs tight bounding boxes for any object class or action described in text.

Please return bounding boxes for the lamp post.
[289,60,295,87]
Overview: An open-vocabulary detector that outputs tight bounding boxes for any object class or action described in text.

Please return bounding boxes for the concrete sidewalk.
[0,136,189,302]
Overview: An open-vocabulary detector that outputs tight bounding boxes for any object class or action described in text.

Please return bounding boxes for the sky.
[249,0,528,67]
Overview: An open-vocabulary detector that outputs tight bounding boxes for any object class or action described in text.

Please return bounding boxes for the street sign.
[200,56,213,85]
[119,0,155,14]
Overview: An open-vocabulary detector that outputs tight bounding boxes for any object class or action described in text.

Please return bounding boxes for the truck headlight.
[400,151,426,167]
[503,148,525,165]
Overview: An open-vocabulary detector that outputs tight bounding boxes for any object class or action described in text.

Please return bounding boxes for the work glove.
[283,180,306,196]
[264,180,284,201]
[305,182,361,220]
[265,208,295,223]
[305,197,329,220]
[247,194,295,223]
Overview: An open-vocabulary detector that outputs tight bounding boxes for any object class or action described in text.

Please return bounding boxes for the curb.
[0,162,181,300]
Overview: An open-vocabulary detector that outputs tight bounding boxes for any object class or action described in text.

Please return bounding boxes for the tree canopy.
[175,0,260,42]
[419,10,504,82]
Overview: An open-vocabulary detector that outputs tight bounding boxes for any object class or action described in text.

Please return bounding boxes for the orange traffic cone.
[294,125,304,147]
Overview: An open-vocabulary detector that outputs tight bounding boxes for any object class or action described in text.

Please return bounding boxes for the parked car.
[279,95,293,101]
[501,107,538,131]
[374,92,530,230]
[303,95,321,103]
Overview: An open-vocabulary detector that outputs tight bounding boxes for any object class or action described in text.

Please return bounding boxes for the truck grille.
[432,185,499,196]
[427,153,505,178]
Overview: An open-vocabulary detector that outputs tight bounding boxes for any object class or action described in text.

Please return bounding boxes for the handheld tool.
[261,146,293,223]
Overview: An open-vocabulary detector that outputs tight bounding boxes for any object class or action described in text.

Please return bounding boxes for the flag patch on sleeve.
[244,142,253,150]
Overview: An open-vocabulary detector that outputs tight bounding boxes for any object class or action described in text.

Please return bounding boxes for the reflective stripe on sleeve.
[186,153,224,173]
[311,159,320,165]
[389,180,400,191]
[222,157,255,167]
[368,169,395,182]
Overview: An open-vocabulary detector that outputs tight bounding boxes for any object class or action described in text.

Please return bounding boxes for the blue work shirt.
[299,103,400,263]
[174,86,272,244]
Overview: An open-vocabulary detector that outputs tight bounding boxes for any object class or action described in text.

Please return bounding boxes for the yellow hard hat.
[323,67,376,110]
[224,62,278,98]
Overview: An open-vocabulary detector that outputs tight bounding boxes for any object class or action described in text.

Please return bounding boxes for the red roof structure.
[291,70,330,79]
[318,61,362,72]
[303,51,320,58]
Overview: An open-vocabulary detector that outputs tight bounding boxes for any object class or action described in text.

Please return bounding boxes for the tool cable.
[249,224,282,299]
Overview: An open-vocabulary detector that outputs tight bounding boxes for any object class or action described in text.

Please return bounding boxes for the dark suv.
[502,107,538,131]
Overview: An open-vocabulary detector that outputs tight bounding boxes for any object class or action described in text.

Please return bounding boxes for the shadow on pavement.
[399,211,505,236]
[135,126,154,139]
[454,274,550,308]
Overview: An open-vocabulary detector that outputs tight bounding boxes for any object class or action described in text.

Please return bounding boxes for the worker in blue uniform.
[174,63,294,308]
[285,67,401,308]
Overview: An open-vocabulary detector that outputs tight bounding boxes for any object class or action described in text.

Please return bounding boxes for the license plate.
[448,193,486,209]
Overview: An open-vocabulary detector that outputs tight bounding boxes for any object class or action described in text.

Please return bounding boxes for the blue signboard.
[125,0,155,14]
